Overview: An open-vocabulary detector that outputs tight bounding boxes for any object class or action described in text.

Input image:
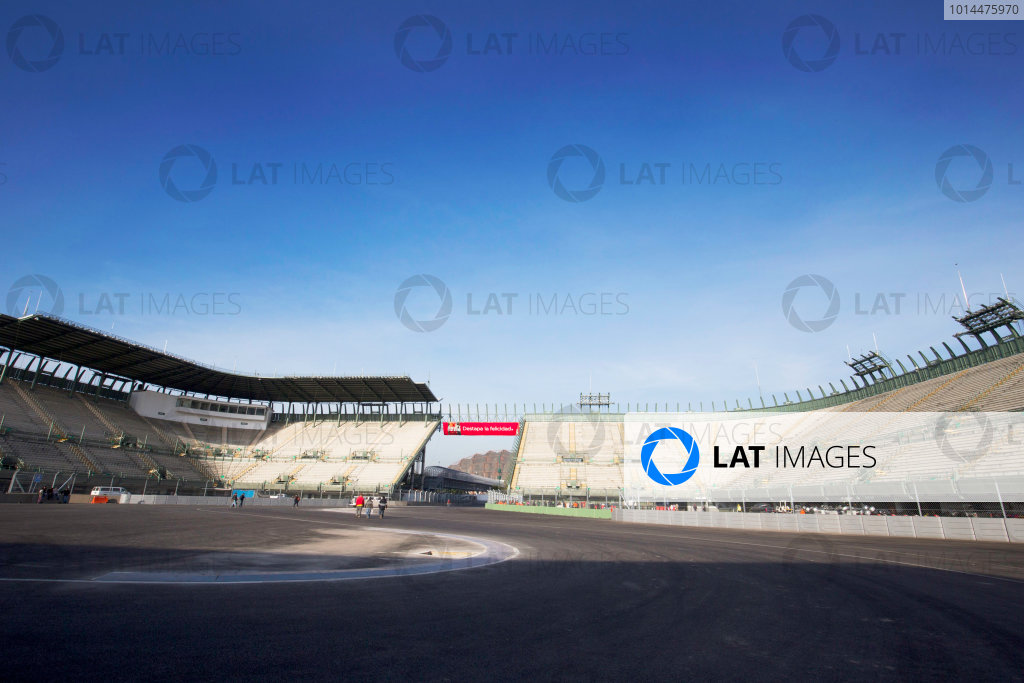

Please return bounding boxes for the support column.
[28,355,44,390]
[70,367,86,396]
[0,348,15,385]
[418,447,426,490]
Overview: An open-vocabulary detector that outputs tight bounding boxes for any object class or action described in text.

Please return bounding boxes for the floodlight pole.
[956,264,970,311]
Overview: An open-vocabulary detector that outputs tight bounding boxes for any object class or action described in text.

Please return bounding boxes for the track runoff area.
[1,505,1022,679]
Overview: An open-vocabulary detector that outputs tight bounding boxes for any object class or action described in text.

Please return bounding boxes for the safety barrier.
[127,495,350,507]
[485,502,612,519]
[612,509,1024,543]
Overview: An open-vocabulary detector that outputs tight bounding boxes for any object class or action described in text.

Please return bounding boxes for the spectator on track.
[378,495,387,519]
[232,493,238,508]
[293,494,300,507]
[355,494,365,518]
[238,492,245,508]
[366,496,374,519]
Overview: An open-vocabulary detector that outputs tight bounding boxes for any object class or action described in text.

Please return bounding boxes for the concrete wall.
[612,509,1024,543]
[485,503,612,519]
[126,494,349,506]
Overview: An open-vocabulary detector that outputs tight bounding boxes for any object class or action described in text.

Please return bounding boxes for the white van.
[90,486,130,502]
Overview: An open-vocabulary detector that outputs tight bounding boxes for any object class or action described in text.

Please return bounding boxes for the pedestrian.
[366,496,374,519]
[37,488,44,504]
[378,495,387,519]
[355,494,364,518]
[62,488,70,504]
[238,492,245,508]
[293,494,300,507]
[232,493,238,508]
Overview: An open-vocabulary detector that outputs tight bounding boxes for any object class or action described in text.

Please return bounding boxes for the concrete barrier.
[940,517,975,541]
[912,517,945,539]
[972,518,1011,543]
[1006,519,1024,543]
[126,495,350,507]
[484,503,612,519]
[611,509,1021,543]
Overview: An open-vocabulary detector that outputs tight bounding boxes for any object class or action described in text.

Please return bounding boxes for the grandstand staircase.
[181,421,199,444]
[865,387,907,412]
[904,369,970,412]
[267,419,316,458]
[509,422,527,490]
[335,463,357,486]
[77,394,125,438]
[957,360,1024,412]
[75,396,163,475]
[9,381,102,473]
[232,460,261,484]
[186,457,218,482]
[133,414,214,481]
[138,415,177,448]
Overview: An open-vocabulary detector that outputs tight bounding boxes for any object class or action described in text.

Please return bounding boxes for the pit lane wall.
[485,503,612,519]
[612,509,1024,543]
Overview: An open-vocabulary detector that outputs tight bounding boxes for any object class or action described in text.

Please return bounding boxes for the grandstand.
[509,322,1024,511]
[0,314,441,496]
[4,305,1024,510]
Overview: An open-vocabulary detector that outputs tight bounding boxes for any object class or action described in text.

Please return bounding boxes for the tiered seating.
[0,436,79,472]
[188,419,437,491]
[0,384,46,432]
[25,386,111,439]
[513,417,625,494]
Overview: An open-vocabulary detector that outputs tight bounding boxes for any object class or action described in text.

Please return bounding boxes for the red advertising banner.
[443,422,519,436]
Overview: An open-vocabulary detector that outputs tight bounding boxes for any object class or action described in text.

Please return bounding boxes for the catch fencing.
[612,508,1024,543]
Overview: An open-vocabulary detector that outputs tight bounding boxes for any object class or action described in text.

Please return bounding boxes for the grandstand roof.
[0,314,438,404]
[423,465,503,488]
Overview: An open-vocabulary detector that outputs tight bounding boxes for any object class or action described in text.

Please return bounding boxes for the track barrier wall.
[485,503,612,519]
[127,495,351,507]
[612,509,1024,543]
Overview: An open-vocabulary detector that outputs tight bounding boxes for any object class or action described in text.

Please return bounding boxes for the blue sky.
[3,0,1023,464]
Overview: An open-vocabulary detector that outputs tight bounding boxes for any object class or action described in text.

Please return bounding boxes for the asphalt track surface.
[1,506,1023,681]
